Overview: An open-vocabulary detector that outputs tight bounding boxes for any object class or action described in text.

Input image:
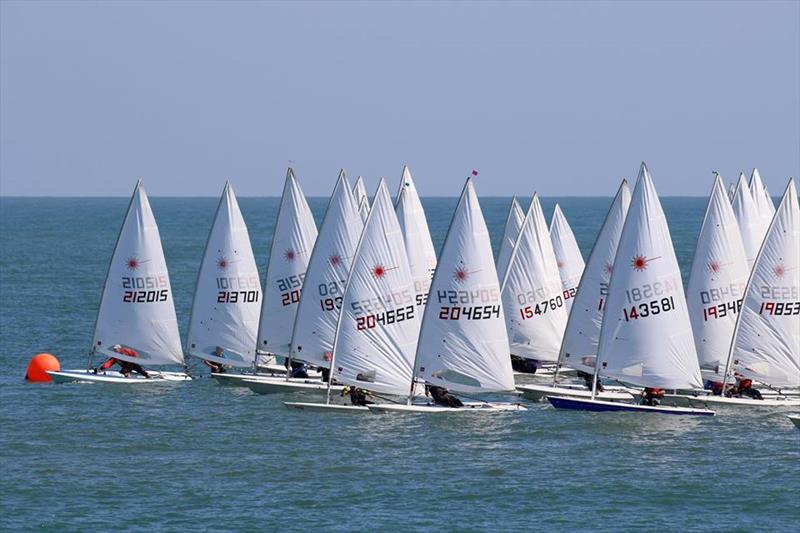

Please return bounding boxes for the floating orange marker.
[25,353,61,382]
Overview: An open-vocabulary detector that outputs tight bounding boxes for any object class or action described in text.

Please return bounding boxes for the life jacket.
[740,379,753,389]
[99,357,119,370]
[117,347,139,358]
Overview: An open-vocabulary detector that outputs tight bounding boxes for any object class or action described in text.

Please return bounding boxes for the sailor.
[289,360,309,379]
[576,370,604,392]
[203,346,226,374]
[510,355,538,374]
[731,374,763,400]
[641,387,665,406]
[96,344,150,378]
[428,385,464,408]
[341,385,373,406]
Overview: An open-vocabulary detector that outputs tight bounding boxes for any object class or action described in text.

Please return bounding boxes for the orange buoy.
[25,353,61,382]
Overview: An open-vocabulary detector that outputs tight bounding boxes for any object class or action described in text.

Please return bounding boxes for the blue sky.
[1,1,798,197]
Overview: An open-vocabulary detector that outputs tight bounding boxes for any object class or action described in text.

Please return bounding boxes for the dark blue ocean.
[1,195,798,531]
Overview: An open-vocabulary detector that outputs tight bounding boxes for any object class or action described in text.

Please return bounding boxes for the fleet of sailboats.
[51,163,799,420]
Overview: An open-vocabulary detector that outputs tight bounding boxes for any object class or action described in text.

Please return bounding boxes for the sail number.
[356,305,415,330]
[518,296,565,320]
[625,279,679,303]
[277,274,304,292]
[759,301,800,315]
[439,305,501,320]
[700,283,745,303]
[437,289,500,304]
[217,291,259,303]
[351,290,414,313]
[760,286,800,299]
[121,276,169,303]
[320,297,342,311]
[623,296,675,321]
[703,299,742,321]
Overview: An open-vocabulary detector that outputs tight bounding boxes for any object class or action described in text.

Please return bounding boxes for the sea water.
[1,196,798,531]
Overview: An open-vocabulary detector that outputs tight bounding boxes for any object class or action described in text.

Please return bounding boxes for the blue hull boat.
[547,395,716,416]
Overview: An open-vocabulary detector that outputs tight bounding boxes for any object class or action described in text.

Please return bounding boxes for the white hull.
[255,363,322,379]
[284,402,369,413]
[788,414,800,429]
[516,383,635,402]
[47,369,191,384]
[682,395,800,409]
[210,372,299,386]
[242,376,344,395]
[367,402,527,414]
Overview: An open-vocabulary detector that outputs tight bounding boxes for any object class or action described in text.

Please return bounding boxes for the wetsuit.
[99,348,149,378]
[511,356,538,374]
[429,386,463,408]
[349,388,372,406]
[642,387,664,406]
[576,370,604,392]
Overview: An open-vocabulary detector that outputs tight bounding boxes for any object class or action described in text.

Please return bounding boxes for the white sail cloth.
[187,182,262,367]
[501,194,567,362]
[331,180,421,396]
[395,165,437,311]
[731,173,764,267]
[91,181,184,365]
[550,204,585,313]
[290,171,364,368]
[597,164,702,389]
[728,179,800,388]
[686,175,749,372]
[496,197,524,282]
[256,168,318,357]
[414,178,515,393]
[559,180,631,374]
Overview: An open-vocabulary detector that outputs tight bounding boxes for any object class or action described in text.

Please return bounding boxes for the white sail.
[91,181,184,366]
[186,182,261,367]
[395,165,437,311]
[413,179,515,393]
[354,176,370,222]
[501,194,568,362]
[763,185,776,217]
[685,175,749,372]
[749,167,774,240]
[597,164,702,389]
[495,197,524,282]
[559,180,630,373]
[728,182,736,202]
[731,173,763,267]
[256,168,318,357]
[331,180,421,395]
[727,179,800,388]
[549,204,585,313]
[290,170,363,368]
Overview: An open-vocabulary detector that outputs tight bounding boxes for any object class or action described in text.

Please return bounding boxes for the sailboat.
[395,165,437,312]
[731,173,764,267]
[495,196,524,283]
[243,170,362,394]
[684,174,749,380]
[685,179,800,408]
[286,180,422,412]
[548,163,715,415]
[517,180,636,402]
[550,204,585,313]
[186,182,262,372]
[501,194,568,368]
[353,176,370,221]
[749,168,776,233]
[213,169,319,385]
[368,178,526,413]
[48,181,190,383]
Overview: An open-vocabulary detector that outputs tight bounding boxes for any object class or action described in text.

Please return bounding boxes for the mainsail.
[750,168,776,232]
[727,179,800,388]
[413,178,515,393]
[495,197,524,282]
[91,181,184,365]
[256,168,318,357]
[501,194,567,363]
[353,176,369,222]
[686,175,749,372]
[596,164,702,389]
[395,165,437,311]
[330,180,421,395]
[559,180,630,373]
[187,182,262,367]
[290,170,364,368]
[549,204,585,313]
[731,173,763,267]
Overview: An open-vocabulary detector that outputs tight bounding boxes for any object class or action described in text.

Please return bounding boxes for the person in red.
[96,344,150,378]
[641,387,665,406]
